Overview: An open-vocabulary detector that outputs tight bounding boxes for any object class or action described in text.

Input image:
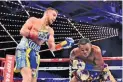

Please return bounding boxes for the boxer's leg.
[70,76,78,82]
[15,48,32,82]
[21,67,32,82]
[29,51,40,82]
[103,64,116,82]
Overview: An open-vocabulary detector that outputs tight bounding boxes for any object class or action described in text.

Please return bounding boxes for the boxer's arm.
[103,64,116,81]
[70,49,76,64]
[20,17,34,37]
[48,28,74,51]
[94,46,104,71]
[47,28,55,51]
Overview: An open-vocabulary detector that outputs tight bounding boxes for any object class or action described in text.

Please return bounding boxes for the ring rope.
[0,35,118,52]
[0,66,122,71]
[0,77,122,81]
[0,55,122,81]
[0,57,122,62]
[0,57,122,71]
[0,77,69,80]
[0,22,18,45]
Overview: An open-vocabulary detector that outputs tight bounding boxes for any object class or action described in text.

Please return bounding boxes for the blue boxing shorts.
[14,37,40,78]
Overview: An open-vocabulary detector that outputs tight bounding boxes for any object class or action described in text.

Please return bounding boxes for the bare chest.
[31,21,50,45]
[32,22,49,31]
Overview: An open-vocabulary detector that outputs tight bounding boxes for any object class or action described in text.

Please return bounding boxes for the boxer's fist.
[29,29,38,40]
[72,59,85,70]
[55,37,74,50]
[62,37,74,49]
[102,63,110,81]
[29,29,49,41]
[76,69,90,81]
[103,63,109,72]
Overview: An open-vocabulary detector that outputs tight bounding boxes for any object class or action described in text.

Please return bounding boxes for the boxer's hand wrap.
[55,37,74,50]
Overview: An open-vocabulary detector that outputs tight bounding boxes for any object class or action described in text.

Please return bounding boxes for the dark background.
[0,1,122,82]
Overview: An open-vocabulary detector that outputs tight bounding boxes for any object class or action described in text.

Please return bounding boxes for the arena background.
[0,1,122,82]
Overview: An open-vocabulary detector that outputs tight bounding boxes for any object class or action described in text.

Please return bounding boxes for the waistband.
[28,39,40,52]
[16,37,40,52]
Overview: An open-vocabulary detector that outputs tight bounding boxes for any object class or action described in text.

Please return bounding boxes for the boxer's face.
[47,10,57,25]
[78,43,92,57]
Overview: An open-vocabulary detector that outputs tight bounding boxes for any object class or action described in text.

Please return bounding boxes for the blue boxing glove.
[62,37,74,49]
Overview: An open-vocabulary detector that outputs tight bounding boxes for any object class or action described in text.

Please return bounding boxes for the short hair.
[45,7,58,14]
[78,38,91,45]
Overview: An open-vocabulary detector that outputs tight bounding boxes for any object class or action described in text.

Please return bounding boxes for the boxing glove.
[55,37,74,50]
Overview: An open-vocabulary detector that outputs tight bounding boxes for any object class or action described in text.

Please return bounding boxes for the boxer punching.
[14,7,74,82]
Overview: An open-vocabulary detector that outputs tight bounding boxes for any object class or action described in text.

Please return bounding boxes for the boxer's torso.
[29,18,51,45]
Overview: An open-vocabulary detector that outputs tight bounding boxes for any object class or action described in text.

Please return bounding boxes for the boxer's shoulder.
[72,48,78,53]
[92,45,101,55]
[70,48,76,55]
[25,17,38,25]
[44,26,54,36]
[70,48,79,56]
[28,17,38,21]
[48,27,54,32]
[92,45,101,51]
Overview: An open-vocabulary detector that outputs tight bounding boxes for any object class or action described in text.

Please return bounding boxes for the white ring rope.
[0,66,122,71]
[0,77,122,81]
[0,35,117,53]
[36,78,69,80]
[18,0,30,17]
[0,2,118,53]
[65,16,84,38]
[0,56,122,81]
[0,22,18,45]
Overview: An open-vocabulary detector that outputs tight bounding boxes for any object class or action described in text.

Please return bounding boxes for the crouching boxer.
[69,38,116,82]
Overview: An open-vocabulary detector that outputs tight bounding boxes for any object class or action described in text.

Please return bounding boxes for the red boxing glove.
[55,40,67,50]
[29,30,38,40]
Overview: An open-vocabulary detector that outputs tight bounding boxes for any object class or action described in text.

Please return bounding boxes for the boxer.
[70,38,116,82]
[14,7,74,82]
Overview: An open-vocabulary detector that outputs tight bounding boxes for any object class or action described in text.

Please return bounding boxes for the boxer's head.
[44,7,58,25]
[78,38,92,57]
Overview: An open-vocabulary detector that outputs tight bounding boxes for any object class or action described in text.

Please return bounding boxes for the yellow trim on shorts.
[26,48,31,68]
[33,52,40,78]
[14,48,31,73]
